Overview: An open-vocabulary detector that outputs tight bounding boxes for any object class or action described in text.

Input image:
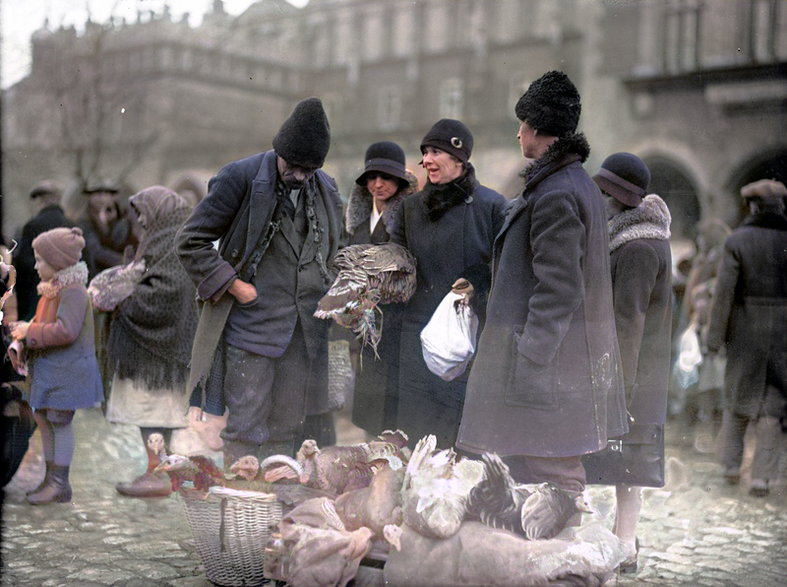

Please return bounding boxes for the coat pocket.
[505,326,558,410]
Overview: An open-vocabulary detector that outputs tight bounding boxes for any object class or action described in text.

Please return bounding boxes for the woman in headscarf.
[105,186,198,498]
[390,119,508,448]
[344,141,417,436]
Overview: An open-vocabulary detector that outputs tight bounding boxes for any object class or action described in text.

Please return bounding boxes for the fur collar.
[345,171,417,236]
[608,194,672,252]
[520,133,591,185]
[37,261,89,299]
[422,163,480,222]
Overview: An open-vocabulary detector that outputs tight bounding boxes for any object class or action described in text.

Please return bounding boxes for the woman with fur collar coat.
[583,153,672,573]
[345,142,417,435]
[390,120,508,449]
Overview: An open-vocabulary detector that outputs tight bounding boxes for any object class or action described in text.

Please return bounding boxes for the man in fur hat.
[457,71,628,508]
[177,98,343,466]
[707,179,787,497]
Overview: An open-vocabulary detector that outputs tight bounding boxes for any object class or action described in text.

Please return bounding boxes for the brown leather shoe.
[27,465,72,505]
[116,471,172,498]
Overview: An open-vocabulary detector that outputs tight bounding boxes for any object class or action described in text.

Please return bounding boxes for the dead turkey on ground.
[466,452,592,540]
[314,243,416,353]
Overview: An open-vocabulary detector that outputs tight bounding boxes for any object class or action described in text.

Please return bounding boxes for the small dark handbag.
[582,424,665,488]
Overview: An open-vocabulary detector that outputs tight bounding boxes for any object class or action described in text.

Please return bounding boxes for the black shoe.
[723,467,740,485]
[619,538,639,574]
[749,479,769,497]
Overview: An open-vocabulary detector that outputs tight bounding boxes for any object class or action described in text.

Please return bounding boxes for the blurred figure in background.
[707,179,787,497]
[345,141,418,437]
[78,181,138,276]
[106,187,198,498]
[683,218,731,450]
[13,181,88,321]
[583,153,672,573]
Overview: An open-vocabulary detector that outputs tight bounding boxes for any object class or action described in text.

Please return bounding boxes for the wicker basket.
[180,486,284,587]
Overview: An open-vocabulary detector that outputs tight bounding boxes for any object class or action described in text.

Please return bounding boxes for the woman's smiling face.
[421,146,463,185]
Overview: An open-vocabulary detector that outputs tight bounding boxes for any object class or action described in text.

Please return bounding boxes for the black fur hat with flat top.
[515,70,582,137]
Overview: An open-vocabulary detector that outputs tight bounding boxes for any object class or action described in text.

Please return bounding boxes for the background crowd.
[1,69,784,578]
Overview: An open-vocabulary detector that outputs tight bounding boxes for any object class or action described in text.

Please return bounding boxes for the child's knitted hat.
[32,227,85,271]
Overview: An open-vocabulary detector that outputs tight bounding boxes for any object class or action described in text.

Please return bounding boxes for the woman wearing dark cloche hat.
[389,119,508,449]
[344,141,418,436]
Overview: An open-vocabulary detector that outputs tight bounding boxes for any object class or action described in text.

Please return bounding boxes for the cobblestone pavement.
[2,407,785,586]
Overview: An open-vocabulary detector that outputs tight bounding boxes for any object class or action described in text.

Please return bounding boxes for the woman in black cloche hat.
[389,119,509,449]
[344,141,418,436]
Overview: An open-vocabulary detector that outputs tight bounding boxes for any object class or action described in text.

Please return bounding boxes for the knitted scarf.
[36,262,89,299]
[608,194,672,252]
[106,205,197,390]
[422,163,480,222]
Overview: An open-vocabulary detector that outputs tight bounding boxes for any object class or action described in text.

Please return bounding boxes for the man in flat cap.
[457,71,627,511]
[707,179,787,497]
[177,98,343,466]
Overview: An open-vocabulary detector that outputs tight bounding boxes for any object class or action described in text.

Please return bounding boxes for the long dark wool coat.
[457,135,628,458]
[707,210,787,417]
[390,165,508,448]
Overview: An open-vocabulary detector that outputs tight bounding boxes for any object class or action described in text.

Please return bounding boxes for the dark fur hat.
[594,152,651,208]
[356,141,409,186]
[420,118,473,163]
[515,70,581,136]
[272,97,331,168]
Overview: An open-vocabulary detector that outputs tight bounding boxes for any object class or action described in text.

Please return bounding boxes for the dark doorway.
[644,157,701,241]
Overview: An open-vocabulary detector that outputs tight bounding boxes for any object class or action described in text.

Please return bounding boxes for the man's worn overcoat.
[176,150,344,415]
[457,136,628,457]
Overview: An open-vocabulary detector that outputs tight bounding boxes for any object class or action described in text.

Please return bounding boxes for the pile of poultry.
[160,429,596,587]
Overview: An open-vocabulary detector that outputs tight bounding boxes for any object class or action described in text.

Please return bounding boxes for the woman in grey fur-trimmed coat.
[583,153,672,572]
[344,141,418,436]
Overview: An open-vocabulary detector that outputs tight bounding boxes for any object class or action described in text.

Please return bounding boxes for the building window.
[439,78,464,119]
[661,0,702,73]
[379,86,402,131]
[746,0,780,63]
